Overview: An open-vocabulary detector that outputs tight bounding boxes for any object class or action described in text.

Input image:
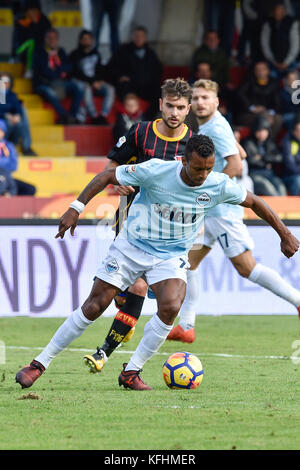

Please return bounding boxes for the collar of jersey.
[198,110,219,132]
[153,119,188,142]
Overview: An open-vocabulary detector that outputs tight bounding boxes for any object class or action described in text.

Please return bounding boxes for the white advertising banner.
[0,224,299,317]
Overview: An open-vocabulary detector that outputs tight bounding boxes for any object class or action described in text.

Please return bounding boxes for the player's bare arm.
[236,141,247,160]
[55,169,120,239]
[223,153,243,178]
[241,192,299,258]
[105,158,134,196]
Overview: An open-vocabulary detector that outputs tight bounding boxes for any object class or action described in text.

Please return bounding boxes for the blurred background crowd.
[1,0,300,200]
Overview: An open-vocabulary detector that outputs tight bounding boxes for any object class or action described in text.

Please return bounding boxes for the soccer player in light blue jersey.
[16,135,299,390]
[168,79,300,344]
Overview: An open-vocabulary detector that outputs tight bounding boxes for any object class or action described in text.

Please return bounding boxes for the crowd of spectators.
[2,0,300,196]
[191,0,300,196]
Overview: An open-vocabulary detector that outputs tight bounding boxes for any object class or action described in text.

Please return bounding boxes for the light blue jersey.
[115,159,247,259]
[198,110,243,219]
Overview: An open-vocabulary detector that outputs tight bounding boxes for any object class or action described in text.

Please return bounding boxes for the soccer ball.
[162,352,204,389]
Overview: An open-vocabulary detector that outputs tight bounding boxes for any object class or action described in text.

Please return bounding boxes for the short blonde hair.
[193,79,219,94]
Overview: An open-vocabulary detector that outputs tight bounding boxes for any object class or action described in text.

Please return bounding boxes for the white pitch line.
[2,345,292,360]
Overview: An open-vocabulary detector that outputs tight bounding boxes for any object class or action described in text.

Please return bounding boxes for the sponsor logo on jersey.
[105,259,119,273]
[115,311,137,327]
[116,136,126,148]
[125,164,136,173]
[196,193,211,206]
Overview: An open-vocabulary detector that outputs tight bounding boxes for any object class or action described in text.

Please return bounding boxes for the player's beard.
[162,116,184,129]
[193,105,216,123]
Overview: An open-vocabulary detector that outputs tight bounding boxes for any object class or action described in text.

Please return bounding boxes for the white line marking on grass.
[5,345,291,360]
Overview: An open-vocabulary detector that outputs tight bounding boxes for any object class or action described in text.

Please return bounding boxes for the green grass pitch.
[0,315,300,450]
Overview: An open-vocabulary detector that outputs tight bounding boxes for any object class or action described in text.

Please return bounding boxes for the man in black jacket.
[33,28,84,124]
[236,61,283,136]
[69,30,115,124]
[107,26,162,119]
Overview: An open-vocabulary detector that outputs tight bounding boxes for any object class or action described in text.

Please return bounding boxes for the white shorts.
[203,216,254,258]
[95,238,189,291]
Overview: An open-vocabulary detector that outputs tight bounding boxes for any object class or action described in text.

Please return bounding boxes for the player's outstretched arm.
[105,159,135,196]
[55,169,120,239]
[241,191,299,258]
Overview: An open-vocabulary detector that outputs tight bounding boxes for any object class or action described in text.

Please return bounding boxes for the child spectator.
[113,93,144,142]
[69,30,115,125]
[242,115,287,195]
[33,28,84,124]
[0,72,37,156]
[281,120,300,194]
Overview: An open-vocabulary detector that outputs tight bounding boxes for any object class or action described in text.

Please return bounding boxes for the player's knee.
[83,295,108,319]
[129,278,147,297]
[159,297,182,323]
[235,264,251,278]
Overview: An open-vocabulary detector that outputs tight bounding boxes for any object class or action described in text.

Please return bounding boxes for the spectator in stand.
[0,119,36,196]
[236,61,283,137]
[237,0,264,64]
[233,127,254,192]
[0,120,18,196]
[290,0,300,18]
[260,1,299,78]
[280,69,300,130]
[0,72,37,156]
[113,93,144,143]
[90,0,124,53]
[190,31,230,88]
[107,26,162,120]
[281,120,300,194]
[242,115,287,195]
[13,0,51,79]
[69,30,115,125]
[189,61,212,85]
[33,28,84,124]
[203,0,236,57]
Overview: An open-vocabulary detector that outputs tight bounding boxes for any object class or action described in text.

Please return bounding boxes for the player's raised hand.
[114,185,135,196]
[280,232,300,258]
[55,208,79,239]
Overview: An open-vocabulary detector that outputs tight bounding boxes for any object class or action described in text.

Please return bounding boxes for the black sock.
[101,292,145,357]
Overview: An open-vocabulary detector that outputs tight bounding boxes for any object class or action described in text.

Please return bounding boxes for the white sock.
[179,269,198,330]
[126,314,173,371]
[248,263,300,308]
[35,307,93,369]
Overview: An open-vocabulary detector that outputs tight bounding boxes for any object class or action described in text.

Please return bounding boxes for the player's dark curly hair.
[184,134,215,160]
[161,78,192,103]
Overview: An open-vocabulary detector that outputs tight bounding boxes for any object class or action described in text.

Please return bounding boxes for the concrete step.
[14,78,32,94]
[19,93,43,108]
[0,62,23,77]
[24,141,76,157]
[31,125,64,142]
[15,156,107,196]
[27,108,55,125]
